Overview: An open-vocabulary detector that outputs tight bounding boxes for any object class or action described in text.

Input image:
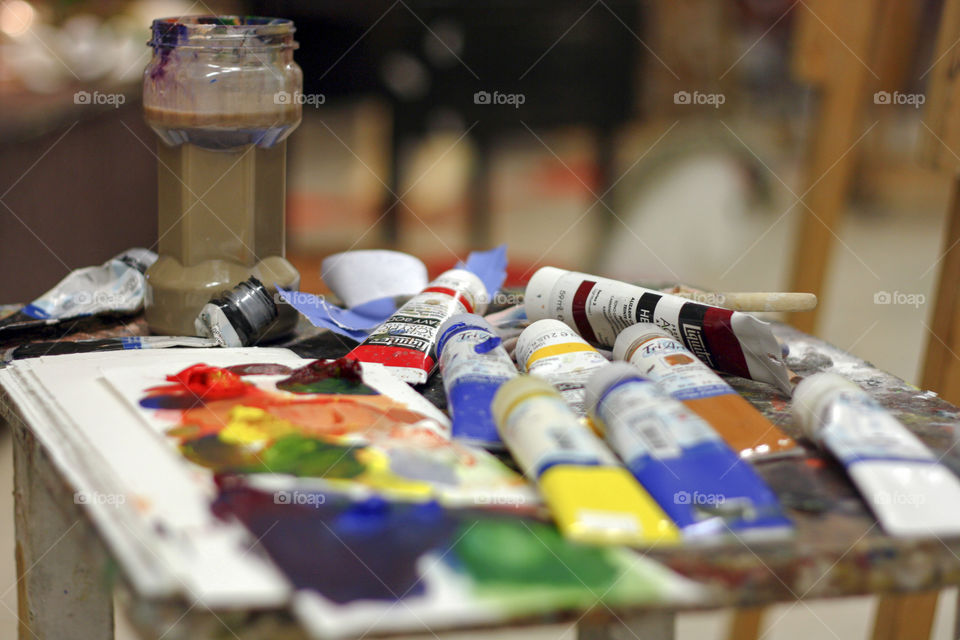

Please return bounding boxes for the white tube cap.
[791,372,861,440]
[612,322,672,362]
[582,362,645,416]
[491,375,562,427]
[524,266,566,321]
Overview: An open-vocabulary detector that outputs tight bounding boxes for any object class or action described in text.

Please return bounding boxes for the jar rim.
[149,15,297,50]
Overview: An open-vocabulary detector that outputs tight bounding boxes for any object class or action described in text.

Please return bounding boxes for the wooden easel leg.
[921,172,960,404]
[785,82,873,334]
[727,607,764,640]
[871,592,938,640]
[578,612,675,640]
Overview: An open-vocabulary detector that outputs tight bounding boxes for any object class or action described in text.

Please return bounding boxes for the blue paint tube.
[584,362,793,540]
[435,313,519,448]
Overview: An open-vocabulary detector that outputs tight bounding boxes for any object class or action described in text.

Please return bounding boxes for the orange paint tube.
[613,323,798,459]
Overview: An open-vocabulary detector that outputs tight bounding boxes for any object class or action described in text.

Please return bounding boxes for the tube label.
[515,320,608,414]
[501,395,619,477]
[349,270,487,384]
[624,335,735,401]
[530,270,792,393]
[598,378,722,462]
[440,328,518,382]
[819,392,937,464]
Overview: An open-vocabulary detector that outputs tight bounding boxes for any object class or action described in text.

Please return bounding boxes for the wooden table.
[2,311,959,639]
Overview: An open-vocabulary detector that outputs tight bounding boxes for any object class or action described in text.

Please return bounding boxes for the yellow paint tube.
[491,375,679,546]
[515,318,609,415]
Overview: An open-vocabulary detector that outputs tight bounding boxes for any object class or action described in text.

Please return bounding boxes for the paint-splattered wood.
[646,321,960,608]
[7,302,960,612]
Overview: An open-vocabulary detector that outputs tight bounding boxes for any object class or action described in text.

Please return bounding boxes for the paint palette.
[0,347,704,637]
[102,356,535,508]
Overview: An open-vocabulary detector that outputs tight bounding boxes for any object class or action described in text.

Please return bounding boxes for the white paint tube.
[793,373,960,537]
[525,267,791,394]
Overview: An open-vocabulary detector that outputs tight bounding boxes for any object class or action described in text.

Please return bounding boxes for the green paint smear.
[181,435,263,473]
[452,519,669,613]
[181,433,365,478]
[260,434,365,478]
[278,378,379,395]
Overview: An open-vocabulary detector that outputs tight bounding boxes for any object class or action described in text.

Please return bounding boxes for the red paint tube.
[525,267,792,394]
[348,269,488,384]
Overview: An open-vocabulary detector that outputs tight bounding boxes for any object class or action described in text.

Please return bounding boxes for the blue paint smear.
[211,489,458,603]
[474,336,502,354]
[139,394,204,410]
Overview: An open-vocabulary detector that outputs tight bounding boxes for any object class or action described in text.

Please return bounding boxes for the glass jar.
[142,16,303,338]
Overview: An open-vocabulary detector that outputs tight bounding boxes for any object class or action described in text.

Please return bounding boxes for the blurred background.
[0,1,956,637]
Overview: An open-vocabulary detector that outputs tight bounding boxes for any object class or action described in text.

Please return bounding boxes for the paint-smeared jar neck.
[149,16,298,55]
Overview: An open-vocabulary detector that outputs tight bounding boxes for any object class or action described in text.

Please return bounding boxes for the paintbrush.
[664,287,817,312]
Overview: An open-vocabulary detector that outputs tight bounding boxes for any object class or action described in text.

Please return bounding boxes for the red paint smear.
[146,364,255,403]
[571,280,598,344]
[701,308,751,379]
[348,345,435,372]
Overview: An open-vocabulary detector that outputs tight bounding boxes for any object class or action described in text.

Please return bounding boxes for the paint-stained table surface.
[289,319,960,608]
[3,304,960,638]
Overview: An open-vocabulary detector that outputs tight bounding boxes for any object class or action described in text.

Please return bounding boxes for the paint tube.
[3,336,219,361]
[435,313,518,448]
[491,375,679,546]
[20,248,157,320]
[614,323,797,459]
[0,249,159,343]
[349,269,488,384]
[793,373,960,536]
[585,363,792,539]
[195,277,278,348]
[525,267,791,394]
[514,319,609,415]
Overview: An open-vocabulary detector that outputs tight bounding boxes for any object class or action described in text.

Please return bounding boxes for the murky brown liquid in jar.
[143,106,301,338]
